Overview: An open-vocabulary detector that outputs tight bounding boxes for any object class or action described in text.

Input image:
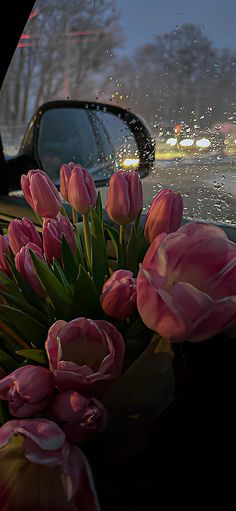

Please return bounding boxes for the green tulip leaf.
[95,191,103,222]
[136,228,149,264]
[105,224,121,269]
[5,256,48,314]
[0,305,47,347]
[52,258,69,288]
[134,208,143,234]
[0,291,49,326]
[16,349,48,365]
[0,348,20,372]
[74,265,101,317]
[90,207,109,293]
[30,250,72,318]
[0,270,21,295]
[0,319,29,351]
[61,235,78,283]
[73,224,86,268]
[126,224,138,275]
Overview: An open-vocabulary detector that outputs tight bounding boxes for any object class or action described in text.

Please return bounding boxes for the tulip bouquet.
[0,163,236,510]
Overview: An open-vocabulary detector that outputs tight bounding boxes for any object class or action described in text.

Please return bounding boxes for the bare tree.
[0,0,123,145]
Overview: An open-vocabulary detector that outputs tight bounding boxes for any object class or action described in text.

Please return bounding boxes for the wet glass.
[0,0,236,223]
[37,107,139,182]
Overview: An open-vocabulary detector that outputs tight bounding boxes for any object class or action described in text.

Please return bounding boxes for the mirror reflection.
[37,108,139,183]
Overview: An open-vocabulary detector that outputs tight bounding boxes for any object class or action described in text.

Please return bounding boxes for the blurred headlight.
[122,158,140,168]
[166,138,177,146]
[179,138,194,147]
[196,138,211,148]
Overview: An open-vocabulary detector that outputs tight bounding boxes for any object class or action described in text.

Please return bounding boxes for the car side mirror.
[19,100,155,187]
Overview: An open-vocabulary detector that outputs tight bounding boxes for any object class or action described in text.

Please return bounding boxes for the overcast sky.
[117,0,236,52]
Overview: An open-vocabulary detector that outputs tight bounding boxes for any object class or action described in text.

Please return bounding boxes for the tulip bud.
[43,215,76,264]
[100,269,137,320]
[21,169,61,218]
[50,391,108,444]
[144,189,183,243]
[67,166,97,214]
[0,365,54,418]
[15,242,45,297]
[105,170,143,225]
[0,235,10,276]
[60,162,76,201]
[8,217,42,255]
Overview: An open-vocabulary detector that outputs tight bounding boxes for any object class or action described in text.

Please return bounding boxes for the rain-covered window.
[1,0,236,223]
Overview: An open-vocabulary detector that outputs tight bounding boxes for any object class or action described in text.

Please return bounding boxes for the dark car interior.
[0,1,235,508]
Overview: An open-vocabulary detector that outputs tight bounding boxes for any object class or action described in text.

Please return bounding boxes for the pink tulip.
[100,269,137,320]
[137,222,236,342]
[21,169,61,218]
[43,215,76,264]
[51,390,108,444]
[15,242,45,297]
[144,189,183,243]
[0,419,100,510]
[105,170,143,225]
[0,235,11,276]
[67,166,97,214]
[45,317,125,396]
[60,162,77,202]
[8,217,42,255]
[0,365,54,418]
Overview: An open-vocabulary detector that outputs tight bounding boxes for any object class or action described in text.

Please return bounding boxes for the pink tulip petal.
[106,172,130,224]
[45,320,67,370]
[137,267,187,339]
[21,174,34,208]
[144,189,183,242]
[30,174,61,217]
[190,297,236,341]
[0,419,65,451]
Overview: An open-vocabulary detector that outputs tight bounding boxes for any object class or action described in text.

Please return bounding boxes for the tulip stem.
[83,213,92,272]
[119,224,126,266]
[119,224,124,246]
[72,208,78,224]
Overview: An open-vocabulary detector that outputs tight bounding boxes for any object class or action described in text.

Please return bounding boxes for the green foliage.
[0,305,48,348]
[73,265,101,318]
[30,250,72,319]
[16,349,48,365]
[90,207,109,293]
[61,235,78,283]
[0,348,20,372]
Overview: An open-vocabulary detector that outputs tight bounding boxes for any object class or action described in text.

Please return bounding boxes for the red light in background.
[174,124,181,135]
[29,10,39,20]
[20,34,31,39]
[17,42,32,48]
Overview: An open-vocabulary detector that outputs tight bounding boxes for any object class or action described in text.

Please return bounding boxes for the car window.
[0,0,236,224]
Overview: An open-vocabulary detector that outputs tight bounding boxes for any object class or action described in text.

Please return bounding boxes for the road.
[142,158,236,224]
